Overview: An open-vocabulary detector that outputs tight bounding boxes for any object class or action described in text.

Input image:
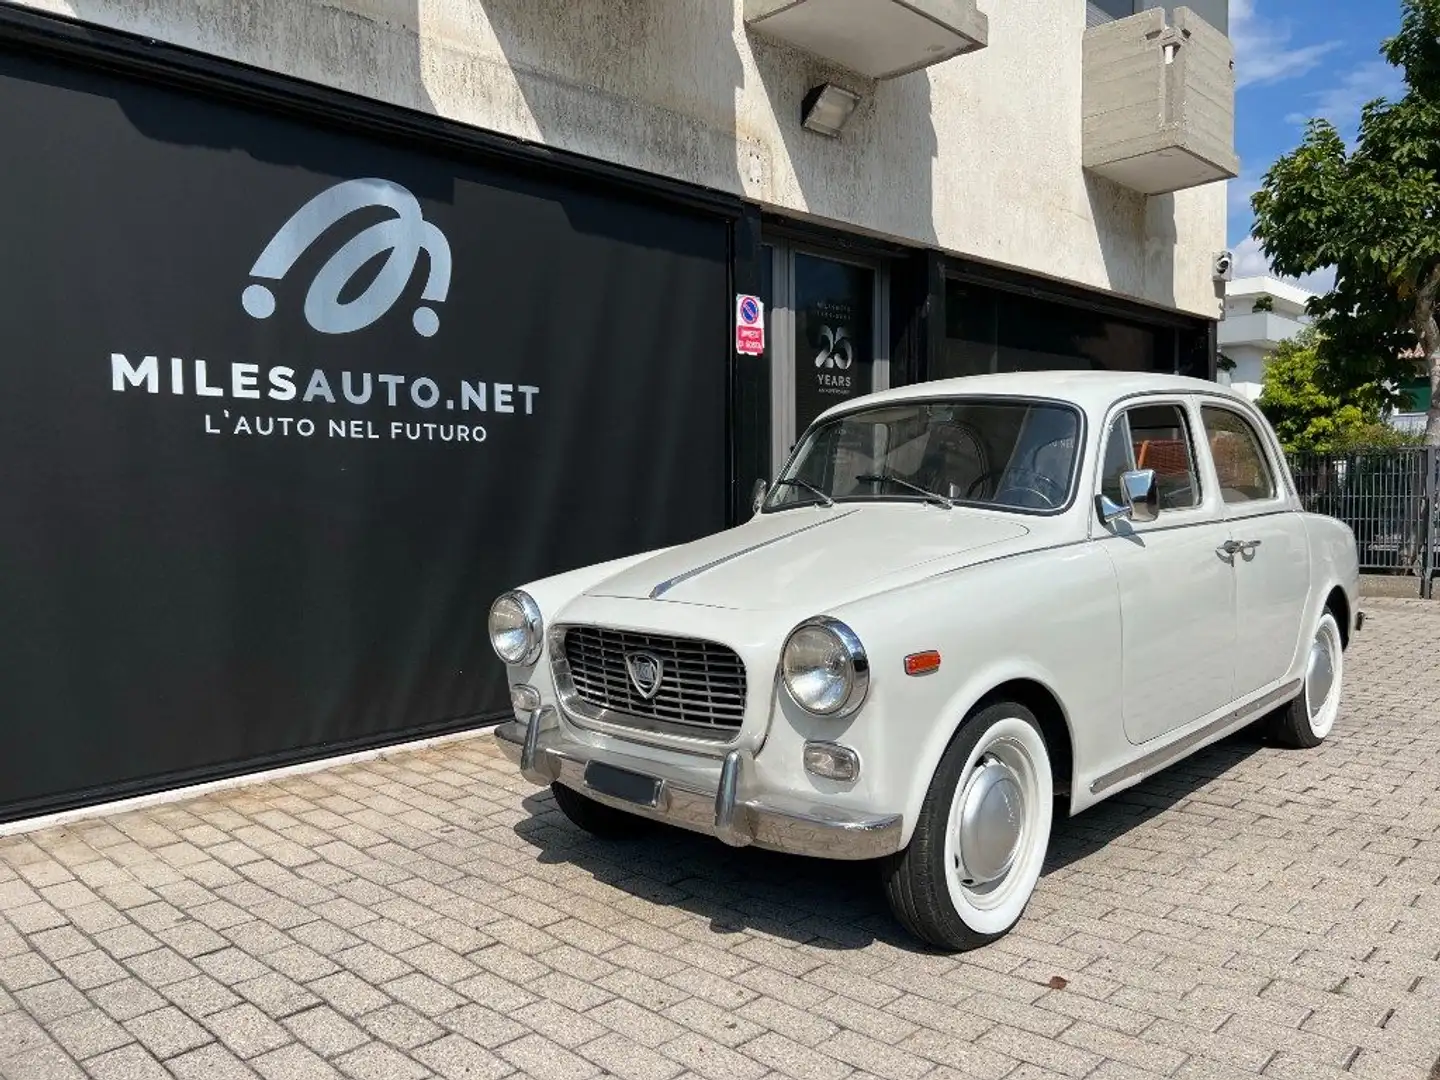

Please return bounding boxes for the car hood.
[582,504,1034,612]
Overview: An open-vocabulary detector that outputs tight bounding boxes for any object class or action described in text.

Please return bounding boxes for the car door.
[1197,399,1311,698]
[1094,397,1237,745]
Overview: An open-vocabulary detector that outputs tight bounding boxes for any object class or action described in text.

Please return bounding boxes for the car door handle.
[1218,539,1261,557]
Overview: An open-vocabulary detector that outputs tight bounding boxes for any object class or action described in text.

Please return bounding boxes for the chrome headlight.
[488,590,543,666]
[781,617,869,718]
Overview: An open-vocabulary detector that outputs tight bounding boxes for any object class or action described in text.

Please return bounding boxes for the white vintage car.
[489,371,1362,950]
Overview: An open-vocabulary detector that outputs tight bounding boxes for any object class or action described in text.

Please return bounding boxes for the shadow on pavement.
[510,725,1271,954]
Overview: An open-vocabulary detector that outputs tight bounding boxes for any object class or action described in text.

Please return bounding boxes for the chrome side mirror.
[750,478,768,516]
[1123,468,1159,523]
[1096,468,1159,525]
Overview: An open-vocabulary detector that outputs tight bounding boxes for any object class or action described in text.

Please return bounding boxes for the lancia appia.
[489,371,1361,950]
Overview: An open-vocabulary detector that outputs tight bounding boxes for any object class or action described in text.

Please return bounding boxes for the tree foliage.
[1256,328,1416,454]
[1250,0,1440,443]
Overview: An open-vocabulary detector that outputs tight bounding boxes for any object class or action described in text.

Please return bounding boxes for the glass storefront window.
[793,253,874,436]
[939,278,1178,380]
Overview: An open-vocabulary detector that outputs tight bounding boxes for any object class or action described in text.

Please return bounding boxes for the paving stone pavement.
[2,599,1439,1080]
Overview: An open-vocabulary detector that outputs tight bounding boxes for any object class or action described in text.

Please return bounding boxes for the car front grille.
[557,625,747,740]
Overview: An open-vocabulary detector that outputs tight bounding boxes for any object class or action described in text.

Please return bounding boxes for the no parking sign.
[735,293,765,356]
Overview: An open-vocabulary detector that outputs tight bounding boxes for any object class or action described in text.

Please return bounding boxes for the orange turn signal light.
[904,650,941,676]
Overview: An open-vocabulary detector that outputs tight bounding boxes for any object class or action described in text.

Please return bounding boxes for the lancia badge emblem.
[625,651,664,700]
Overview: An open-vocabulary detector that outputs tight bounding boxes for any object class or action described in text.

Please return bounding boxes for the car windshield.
[766,397,1082,513]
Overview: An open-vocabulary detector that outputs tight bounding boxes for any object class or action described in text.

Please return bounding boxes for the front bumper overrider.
[494,707,902,861]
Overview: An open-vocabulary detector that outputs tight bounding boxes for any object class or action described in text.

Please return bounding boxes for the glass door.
[767,243,888,477]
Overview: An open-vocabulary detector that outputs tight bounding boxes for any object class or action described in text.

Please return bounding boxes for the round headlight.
[781,617,870,718]
[488,590,543,666]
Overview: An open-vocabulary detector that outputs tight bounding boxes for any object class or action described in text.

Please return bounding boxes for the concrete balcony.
[743,0,988,81]
[1218,312,1305,352]
[1082,6,1238,196]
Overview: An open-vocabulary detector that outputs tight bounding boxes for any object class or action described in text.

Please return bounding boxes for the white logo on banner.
[815,326,853,370]
[241,178,452,338]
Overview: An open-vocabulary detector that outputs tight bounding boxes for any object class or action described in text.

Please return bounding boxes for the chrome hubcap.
[955,756,1025,886]
[1306,630,1335,720]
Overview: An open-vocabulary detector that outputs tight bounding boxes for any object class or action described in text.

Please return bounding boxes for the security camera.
[1213,250,1234,282]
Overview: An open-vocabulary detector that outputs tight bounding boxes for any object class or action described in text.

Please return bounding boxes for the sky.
[1227,0,1407,292]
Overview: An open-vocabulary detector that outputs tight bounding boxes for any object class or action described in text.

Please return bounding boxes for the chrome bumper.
[494,708,902,861]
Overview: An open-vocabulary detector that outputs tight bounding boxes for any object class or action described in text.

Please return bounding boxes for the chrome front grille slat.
[556,625,747,740]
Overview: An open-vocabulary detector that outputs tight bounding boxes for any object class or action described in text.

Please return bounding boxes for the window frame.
[1091,394,1219,534]
[1194,397,1294,518]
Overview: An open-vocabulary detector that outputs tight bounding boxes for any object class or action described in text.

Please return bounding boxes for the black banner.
[793,253,874,436]
[0,46,729,819]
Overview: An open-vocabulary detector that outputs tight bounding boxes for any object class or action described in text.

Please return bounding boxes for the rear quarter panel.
[1302,512,1362,640]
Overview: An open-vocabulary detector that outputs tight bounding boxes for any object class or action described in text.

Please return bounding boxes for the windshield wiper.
[856,473,953,509]
[772,477,834,506]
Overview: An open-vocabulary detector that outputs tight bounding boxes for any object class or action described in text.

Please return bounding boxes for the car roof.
[816,370,1247,423]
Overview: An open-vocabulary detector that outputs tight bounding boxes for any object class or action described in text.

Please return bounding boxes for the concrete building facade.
[15,0,1232,320]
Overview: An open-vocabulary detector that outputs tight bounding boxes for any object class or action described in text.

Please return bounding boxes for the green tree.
[1251,295,1275,313]
[1249,0,1440,443]
[1256,328,1410,453]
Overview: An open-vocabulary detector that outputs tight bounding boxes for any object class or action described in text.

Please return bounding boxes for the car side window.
[1100,403,1202,511]
[1200,406,1277,504]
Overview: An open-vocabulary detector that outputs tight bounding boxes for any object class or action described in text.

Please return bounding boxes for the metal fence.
[1287,447,1439,596]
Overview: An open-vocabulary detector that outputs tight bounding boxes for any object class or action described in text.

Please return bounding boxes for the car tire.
[1269,609,1344,749]
[549,782,653,839]
[881,700,1053,951]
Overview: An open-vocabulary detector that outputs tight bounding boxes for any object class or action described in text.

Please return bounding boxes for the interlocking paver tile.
[660,1031,774,1080]
[356,1003,444,1051]
[741,1031,852,1080]
[83,1042,173,1080]
[124,1005,214,1060]
[0,1009,56,1060]
[416,1033,516,1080]
[588,999,688,1050]
[0,954,60,992]
[580,1031,684,1080]
[163,973,243,1018]
[206,1002,293,1060]
[251,1042,345,1080]
[14,979,92,1024]
[282,1006,369,1058]
[333,1040,431,1080]
[234,972,322,1020]
[2,1040,89,1079]
[435,1002,525,1048]
[165,1042,262,1079]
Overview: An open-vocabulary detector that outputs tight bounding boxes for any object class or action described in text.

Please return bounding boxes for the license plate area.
[583,761,663,808]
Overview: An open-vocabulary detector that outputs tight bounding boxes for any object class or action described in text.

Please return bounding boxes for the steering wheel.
[966,467,1065,509]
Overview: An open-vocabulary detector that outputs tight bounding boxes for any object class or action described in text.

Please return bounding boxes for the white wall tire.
[882,700,1053,951]
[1269,609,1344,750]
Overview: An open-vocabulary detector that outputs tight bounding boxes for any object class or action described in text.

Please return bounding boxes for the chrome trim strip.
[1089,679,1302,796]
[649,509,859,599]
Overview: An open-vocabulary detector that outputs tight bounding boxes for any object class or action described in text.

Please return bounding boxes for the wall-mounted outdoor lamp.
[800,83,862,137]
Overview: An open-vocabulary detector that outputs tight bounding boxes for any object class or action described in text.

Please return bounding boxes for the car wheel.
[1269,609,1344,749]
[882,700,1053,951]
[549,783,653,839]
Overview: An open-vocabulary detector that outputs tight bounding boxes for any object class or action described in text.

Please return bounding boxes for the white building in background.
[1217,275,1316,401]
